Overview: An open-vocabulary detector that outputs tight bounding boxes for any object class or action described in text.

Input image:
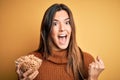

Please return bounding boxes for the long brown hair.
[37,3,84,80]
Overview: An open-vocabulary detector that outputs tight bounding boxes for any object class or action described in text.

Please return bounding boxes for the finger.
[23,69,33,78]
[96,56,103,64]
[88,62,97,75]
[16,65,20,74]
[89,62,96,70]
[89,62,94,68]
[95,63,99,69]
[16,63,24,78]
[28,70,39,80]
[96,56,99,61]
[95,58,101,69]
[91,62,100,70]
[96,57,105,69]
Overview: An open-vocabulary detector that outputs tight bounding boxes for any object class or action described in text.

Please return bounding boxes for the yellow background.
[0,0,120,80]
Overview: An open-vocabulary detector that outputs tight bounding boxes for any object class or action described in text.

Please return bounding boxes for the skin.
[88,56,105,80]
[50,10,71,51]
[16,63,39,80]
[16,10,105,80]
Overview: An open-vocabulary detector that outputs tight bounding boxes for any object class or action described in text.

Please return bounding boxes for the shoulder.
[28,51,43,59]
[82,51,95,78]
[83,51,95,64]
[83,51,95,68]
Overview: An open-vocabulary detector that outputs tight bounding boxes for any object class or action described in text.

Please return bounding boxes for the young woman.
[16,3,105,80]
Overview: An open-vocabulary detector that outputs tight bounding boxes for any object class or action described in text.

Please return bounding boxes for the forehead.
[53,10,69,20]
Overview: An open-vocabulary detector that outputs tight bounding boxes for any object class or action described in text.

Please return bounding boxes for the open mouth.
[58,34,67,38]
[58,34,67,44]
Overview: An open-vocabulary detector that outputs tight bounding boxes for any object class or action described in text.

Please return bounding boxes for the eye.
[65,21,70,25]
[52,21,58,26]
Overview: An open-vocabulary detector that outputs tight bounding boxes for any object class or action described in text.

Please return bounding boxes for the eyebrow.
[53,18,70,21]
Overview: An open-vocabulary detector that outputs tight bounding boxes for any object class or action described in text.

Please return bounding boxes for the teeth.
[58,34,67,39]
[59,34,66,37]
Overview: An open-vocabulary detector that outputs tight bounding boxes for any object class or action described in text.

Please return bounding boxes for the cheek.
[51,29,58,39]
[68,27,72,34]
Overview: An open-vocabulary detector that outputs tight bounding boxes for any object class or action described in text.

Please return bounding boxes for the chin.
[58,45,68,50]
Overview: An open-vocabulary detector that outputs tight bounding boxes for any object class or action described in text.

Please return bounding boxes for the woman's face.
[50,10,71,51]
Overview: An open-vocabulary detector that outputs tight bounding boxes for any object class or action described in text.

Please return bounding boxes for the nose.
[59,23,65,31]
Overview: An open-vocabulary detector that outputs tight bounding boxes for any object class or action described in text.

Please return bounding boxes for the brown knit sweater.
[31,50,94,80]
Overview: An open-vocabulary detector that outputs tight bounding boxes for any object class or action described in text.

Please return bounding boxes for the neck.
[49,48,67,58]
[47,48,68,64]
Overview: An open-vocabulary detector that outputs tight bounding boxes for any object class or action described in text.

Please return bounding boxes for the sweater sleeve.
[83,52,95,79]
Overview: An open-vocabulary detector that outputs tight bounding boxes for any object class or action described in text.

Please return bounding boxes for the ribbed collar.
[47,49,68,64]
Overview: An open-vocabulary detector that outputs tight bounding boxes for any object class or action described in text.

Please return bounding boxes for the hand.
[88,56,105,80]
[16,64,39,80]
